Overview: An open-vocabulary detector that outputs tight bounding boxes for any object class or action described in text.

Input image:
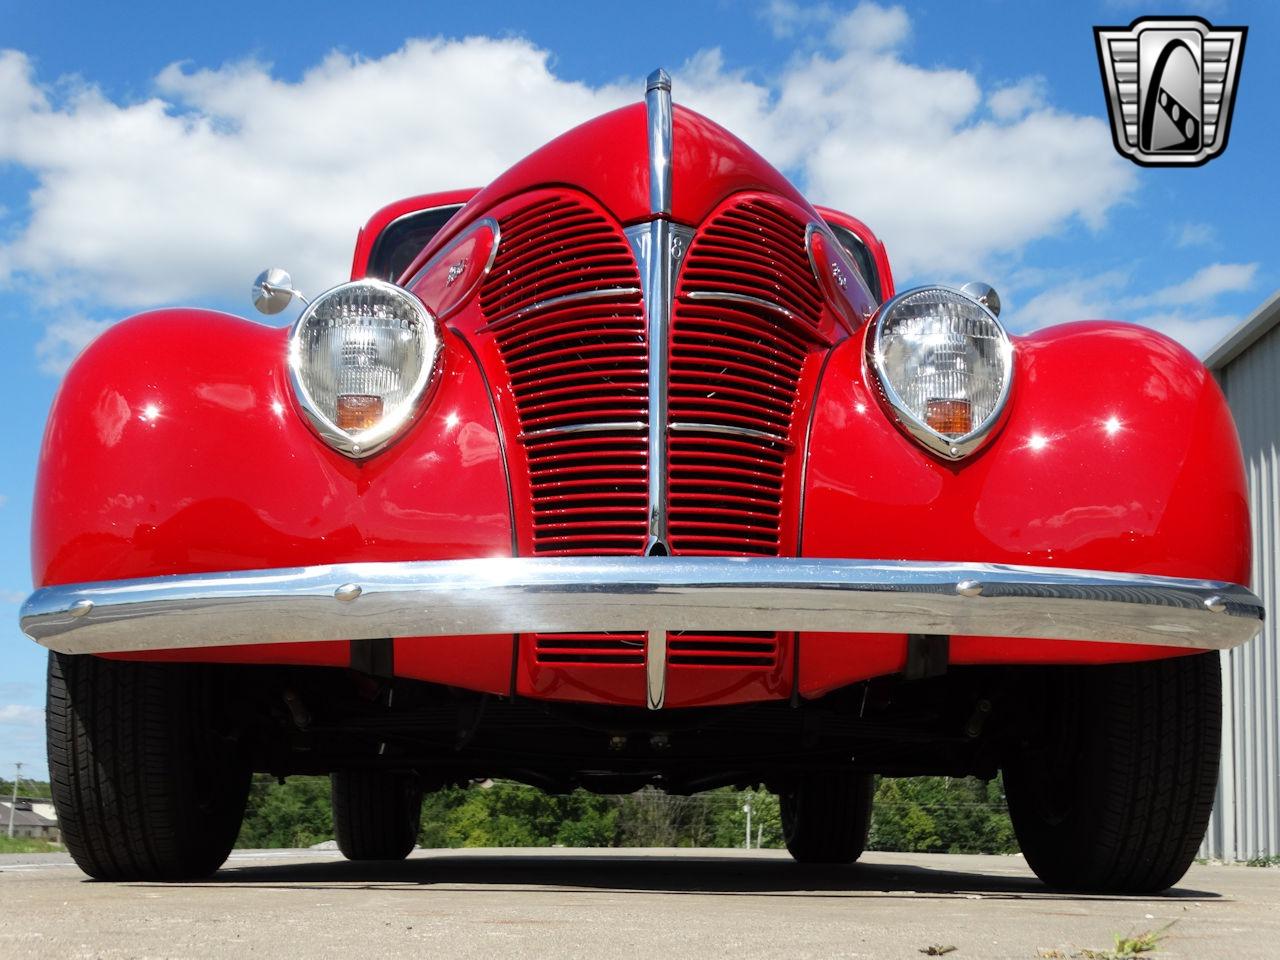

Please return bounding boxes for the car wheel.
[780,771,875,864]
[46,651,251,881]
[330,770,423,861]
[1003,652,1221,894]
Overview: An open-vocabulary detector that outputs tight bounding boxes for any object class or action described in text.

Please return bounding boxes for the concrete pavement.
[2,847,1278,958]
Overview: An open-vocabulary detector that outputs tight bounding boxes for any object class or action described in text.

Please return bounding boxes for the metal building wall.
[1202,317,1280,861]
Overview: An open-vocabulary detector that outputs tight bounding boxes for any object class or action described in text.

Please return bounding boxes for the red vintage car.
[21,71,1262,891]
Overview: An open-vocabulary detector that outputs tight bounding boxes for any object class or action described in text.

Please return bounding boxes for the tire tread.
[1005,654,1220,893]
[331,770,422,861]
[46,652,249,881]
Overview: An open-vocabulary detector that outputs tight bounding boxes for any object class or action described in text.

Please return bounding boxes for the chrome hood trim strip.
[645,68,673,215]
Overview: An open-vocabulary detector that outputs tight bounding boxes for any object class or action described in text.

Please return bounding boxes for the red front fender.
[33,309,516,690]
[797,320,1250,696]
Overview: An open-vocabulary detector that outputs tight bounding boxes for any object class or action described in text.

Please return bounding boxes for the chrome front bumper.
[20,557,1263,709]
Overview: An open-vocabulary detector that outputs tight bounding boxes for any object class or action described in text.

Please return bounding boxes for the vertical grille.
[678,198,825,328]
[535,633,645,665]
[667,197,824,556]
[669,631,779,667]
[483,191,821,698]
[481,193,649,555]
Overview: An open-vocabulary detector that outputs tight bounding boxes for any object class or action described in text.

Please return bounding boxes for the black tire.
[780,771,876,864]
[330,770,423,861]
[1003,653,1221,894]
[46,651,251,881]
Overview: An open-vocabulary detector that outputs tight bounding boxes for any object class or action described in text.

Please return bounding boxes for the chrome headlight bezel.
[287,278,442,459]
[866,284,1014,461]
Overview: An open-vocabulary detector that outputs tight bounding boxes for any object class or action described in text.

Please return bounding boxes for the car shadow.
[139,851,1223,902]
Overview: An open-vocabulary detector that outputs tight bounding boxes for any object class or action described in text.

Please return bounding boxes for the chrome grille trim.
[646,630,668,710]
[626,219,695,558]
[668,422,790,444]
[521,421,648,439]
[485,287,642,329]
[684,289,800,322]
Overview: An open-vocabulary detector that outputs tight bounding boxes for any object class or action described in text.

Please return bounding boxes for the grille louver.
[477,192,823,701]
[668,197,824,556]
[535,633,646,666]
[669,631,779,667]
[481,193,649,555]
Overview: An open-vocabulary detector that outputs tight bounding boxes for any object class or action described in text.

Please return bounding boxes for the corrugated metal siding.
[1202,318,1280,861]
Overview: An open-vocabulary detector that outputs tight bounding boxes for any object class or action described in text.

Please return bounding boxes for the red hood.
[419,102,813,257]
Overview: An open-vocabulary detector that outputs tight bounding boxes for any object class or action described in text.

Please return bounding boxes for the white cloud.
[679,6,1134,277]
[35,313,113,376]
[1139,262,1257,307]
[760,1,836,38]
[0,4,1140,363]
[0,704,43,727]
[1129,313,1239,356]
[0,42,630,312]
[1174,222,1216,248]
[1007,262,1257,357]
[988,77,1048,121]
[830,2,911,50]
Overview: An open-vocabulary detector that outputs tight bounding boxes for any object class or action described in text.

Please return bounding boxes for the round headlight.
[867,285,1013,460]
[288,279,441,458]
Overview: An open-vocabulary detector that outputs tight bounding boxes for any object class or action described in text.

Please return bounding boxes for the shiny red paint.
[401,104,815,282]
[806,228,876,332]
[462,187,836,708]
[513,637,796,709]
[33,93,1251,710]
[350,189,478,279]
[815,206,896,299]
[795,320,1250,697]
[803,322,1248,581]
[35,309,514,693]
[407,219,498,320]
[666,637,795,707]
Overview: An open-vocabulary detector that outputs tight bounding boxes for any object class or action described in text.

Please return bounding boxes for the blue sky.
[1,0,1277,780]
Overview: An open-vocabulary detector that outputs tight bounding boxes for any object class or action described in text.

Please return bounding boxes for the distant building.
[1,800,60,842]
[1201,290,1280,862]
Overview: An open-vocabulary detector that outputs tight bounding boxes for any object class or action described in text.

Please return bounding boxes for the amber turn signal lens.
[336,394,384,431]
[924,398,972,435]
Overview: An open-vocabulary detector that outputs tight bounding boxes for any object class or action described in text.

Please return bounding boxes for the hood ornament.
[645,68,673,216]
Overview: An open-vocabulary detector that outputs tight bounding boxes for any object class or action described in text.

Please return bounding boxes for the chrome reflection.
[21,556,1265,717]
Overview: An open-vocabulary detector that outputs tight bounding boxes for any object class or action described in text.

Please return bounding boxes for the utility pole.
[7,762,21,839]
[742,795,752,850]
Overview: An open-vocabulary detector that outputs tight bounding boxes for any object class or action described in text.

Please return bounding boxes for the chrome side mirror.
[252,268,306,315]
[960,281,1001,318]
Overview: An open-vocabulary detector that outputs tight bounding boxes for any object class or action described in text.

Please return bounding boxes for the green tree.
[0,778,52,799]
[418,785,467,848]
[231,774,1016,855]
[867,776,1016,855]
[555,791,618,846]
[236,776,334,849]
[707,788,783,849]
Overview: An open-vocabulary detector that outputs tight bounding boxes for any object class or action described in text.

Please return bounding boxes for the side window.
[826,223,883,303]
[366,205,464,282]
